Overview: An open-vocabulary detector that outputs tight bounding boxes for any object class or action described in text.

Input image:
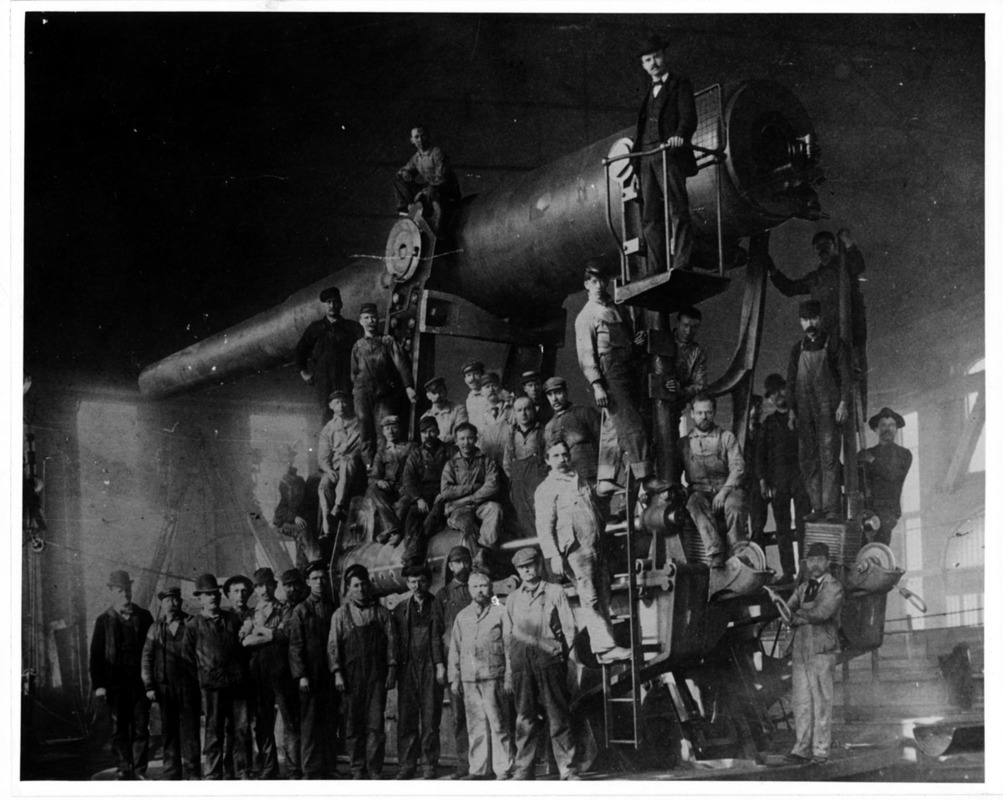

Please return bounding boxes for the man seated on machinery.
[676,394,748,568]
[439,422,505,569]
[400,417,453,563]
[368,415,416,546]
[421,375,468,444]
[393,125,462,232]
[317,389,368,537]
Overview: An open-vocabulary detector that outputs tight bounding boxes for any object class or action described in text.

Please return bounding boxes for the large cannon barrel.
[139,79,821,398]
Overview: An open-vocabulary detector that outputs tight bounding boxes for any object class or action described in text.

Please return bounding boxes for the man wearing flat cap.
[461,361,489,423]
[634,33,698,273]
[368,415,417,546]
[318,389,368,537]
[401,416,453,562]
[520,371,553,427]
[352,302,418,466]
[787,299,851,523]
[861,408,912,545]
[328,564,397,780]
[183,573,253,779]
[90,570,154,780]
[780,542,844,765]
[504,548,580,780]
[142,587,200,779]
[392,561,446,779]
[575,262,653,494]
[421,375,468,444]
[241,567,301,779]
[543,377,601,487]
[296,286,364,425]
[288,561,338,779]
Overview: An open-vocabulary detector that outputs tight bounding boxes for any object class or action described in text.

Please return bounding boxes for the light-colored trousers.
[791,650,836,759]
[462,679,513,778]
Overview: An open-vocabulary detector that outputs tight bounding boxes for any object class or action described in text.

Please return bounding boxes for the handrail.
[603,141,724,165]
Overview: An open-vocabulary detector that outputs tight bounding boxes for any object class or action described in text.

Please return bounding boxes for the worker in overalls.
[328,564,397,779]
[350,302,417,466]
[503,396,548,537]
[574,261,652,495]
[786,300,850,523]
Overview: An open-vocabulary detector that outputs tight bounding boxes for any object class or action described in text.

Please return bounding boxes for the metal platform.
[614,268,731,312]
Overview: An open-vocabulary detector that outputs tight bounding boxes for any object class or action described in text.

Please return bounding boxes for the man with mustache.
[786,300,851,524]
[861,407,913,545]
[781,542,844,765]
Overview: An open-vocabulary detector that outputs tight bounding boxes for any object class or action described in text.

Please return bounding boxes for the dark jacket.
[788,572,844,657]
[141,613,193,694]
[633,73,699,177]
[757,410,802,491]
[402,439,453,504]
[863,442,913,517]
[434,579,472,659]
[295,316,364,400]
[183,611,248,690]
[392,592,445,668]
[245,600,294,680]
[89,605,154,690]
[288,593,336,684]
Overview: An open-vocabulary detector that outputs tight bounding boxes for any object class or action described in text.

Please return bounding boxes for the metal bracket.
[419,289,565,347]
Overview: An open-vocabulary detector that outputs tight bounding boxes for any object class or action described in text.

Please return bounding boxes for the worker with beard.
[777,542,844,766]
[861,407,913,544]
[758,374,811,581]
[786,300,851,523]
[677,394,747,568]
[433,546,474,779]
[542,377,601,487]
[663,306,708,433]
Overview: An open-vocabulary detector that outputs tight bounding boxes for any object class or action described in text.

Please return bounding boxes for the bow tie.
[805,578,821,601]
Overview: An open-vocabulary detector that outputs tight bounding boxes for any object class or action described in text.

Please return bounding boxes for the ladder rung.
[607,696,639,703]
[623,237,643,256]
[609,739,640,745]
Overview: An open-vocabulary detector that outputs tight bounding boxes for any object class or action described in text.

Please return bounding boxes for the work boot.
[597,645,633,663]
[386,530,404,547]
[804,511,823,523]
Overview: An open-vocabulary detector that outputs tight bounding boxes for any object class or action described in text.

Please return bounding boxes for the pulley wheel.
[384,218,424,283]
[856,542,895,571]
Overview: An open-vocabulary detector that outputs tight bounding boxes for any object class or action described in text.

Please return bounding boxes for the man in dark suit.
[89,570,155,780]
[861,407,913,544]
[634,33,698,273]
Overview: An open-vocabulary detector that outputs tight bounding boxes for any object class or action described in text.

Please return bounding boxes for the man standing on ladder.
[634,33,698,273]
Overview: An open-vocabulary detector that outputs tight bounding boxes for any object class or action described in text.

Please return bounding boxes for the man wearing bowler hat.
[351,302,418,466]
[787,299,851,523]
[296,286,364,424]
[142,587,200,780]
[634,33,698,273]
[781,542,844,765]
[90,570,154,780]
[288,561,339,779]
[183,573,253,779]
[421,375,468,444]
[504,548,580,780]
[543,376,601,487]
[861,407,913,545]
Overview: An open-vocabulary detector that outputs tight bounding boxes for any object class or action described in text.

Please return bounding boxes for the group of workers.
[89,30,915,782]
[90,539,599,781]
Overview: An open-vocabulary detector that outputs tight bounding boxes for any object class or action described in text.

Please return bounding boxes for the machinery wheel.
[855,542,895,571]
